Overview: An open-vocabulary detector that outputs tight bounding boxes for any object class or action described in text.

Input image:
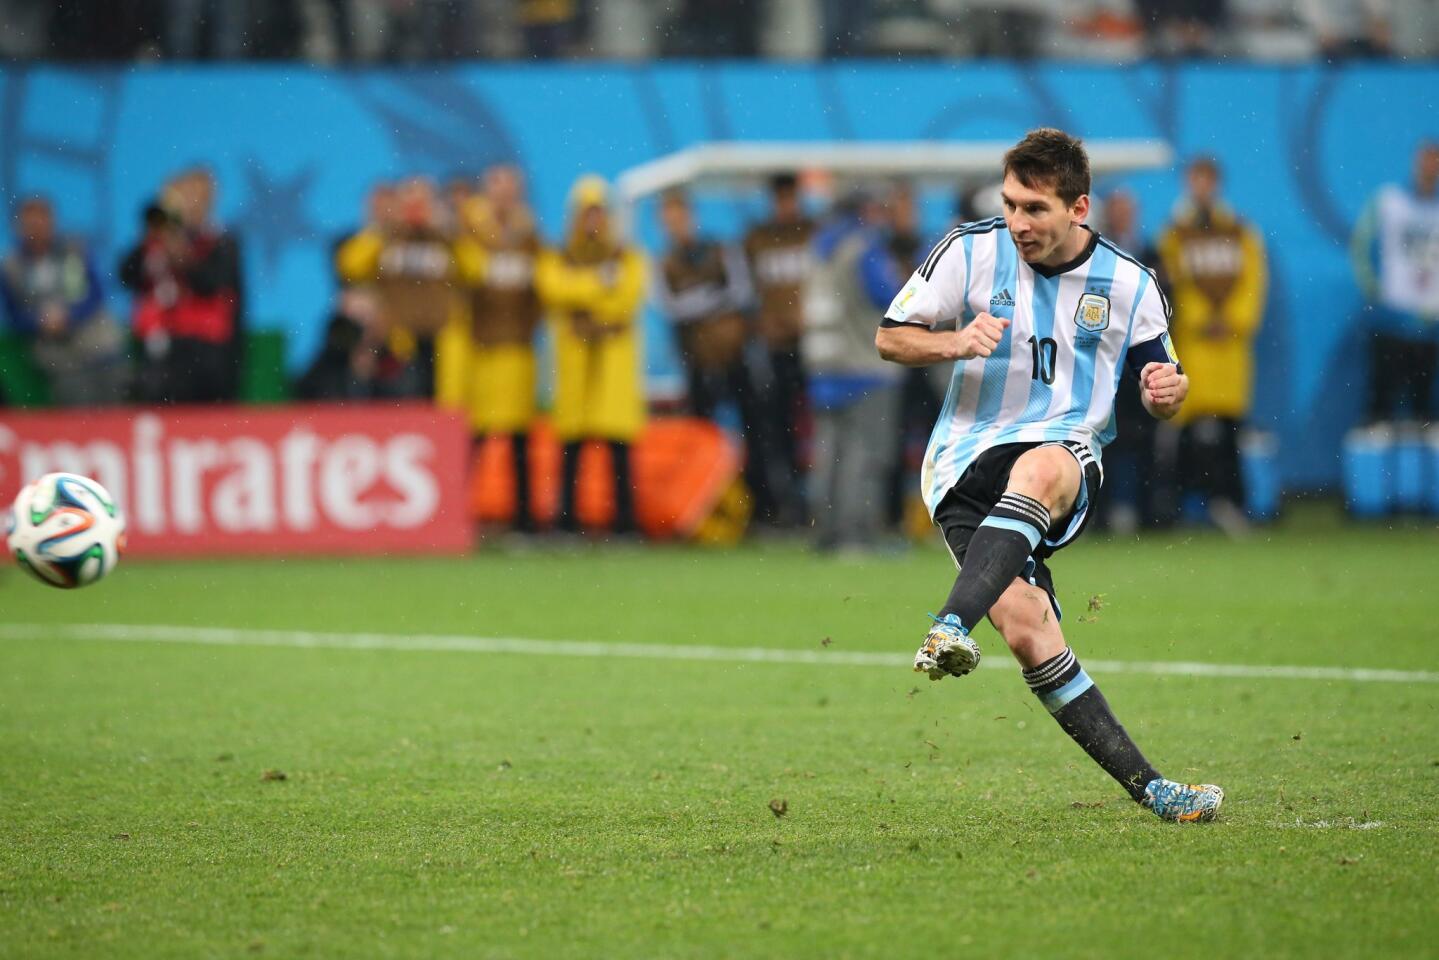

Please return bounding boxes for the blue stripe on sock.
[1040,669,1093,714]
[977,514,1042,551]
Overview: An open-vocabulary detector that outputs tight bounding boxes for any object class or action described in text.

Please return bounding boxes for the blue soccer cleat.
[913,613,981,681]
[1142,777,1224,823]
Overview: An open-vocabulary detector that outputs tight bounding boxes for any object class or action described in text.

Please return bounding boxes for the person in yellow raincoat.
[440,165,545,531]
[1157,156,1267,534]
[535,175,647,535]
[335,177,484,398]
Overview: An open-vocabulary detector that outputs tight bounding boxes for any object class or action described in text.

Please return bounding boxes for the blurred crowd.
[4,140,1437,539]
[2,0,1435,63]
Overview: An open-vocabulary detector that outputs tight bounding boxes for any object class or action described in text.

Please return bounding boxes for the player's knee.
[1007,450,1075,515]
[1009,458,1061,500]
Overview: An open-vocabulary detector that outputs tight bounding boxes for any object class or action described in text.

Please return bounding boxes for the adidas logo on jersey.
[990,288,1015,308]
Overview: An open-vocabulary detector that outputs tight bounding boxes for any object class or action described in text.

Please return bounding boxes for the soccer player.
[874,128,1224,822]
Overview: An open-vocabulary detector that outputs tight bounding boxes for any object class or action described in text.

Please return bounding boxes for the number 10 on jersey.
[1028,336,1057,385]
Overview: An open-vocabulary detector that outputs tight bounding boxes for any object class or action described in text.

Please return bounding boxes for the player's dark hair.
[1003,128,1090,206]
[770,172,799,194]
[1187,155,1221,178]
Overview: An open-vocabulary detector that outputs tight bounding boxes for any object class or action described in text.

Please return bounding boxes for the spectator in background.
[1158,156,1267,536]
[536,175,647,537]
[743,173,816,526]
[822,0,873,57]
[336,176,484,399]
[120,168,245,404]
[803,186,903,554]
[446,164,546,533]
[1136,0,1228,56]
[444,174,479,232]
[321,182,416,399]
[1299,0,1391,57]
[1352,139,1439,424]
[655,189,782,526]
[663,0,760,57]
[1094,187,1167,533]
[0,197,127,406]
[383,0,476,61]
[884,180,939,533]
[333,182,398,275]
[519,0,583,58]
[165,0,253,59]
[955,0,1053,58]
[172,167,246,396]
[294,287,384,402]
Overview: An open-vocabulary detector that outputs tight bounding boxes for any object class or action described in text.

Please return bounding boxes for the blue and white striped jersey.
[884,218,1173,517]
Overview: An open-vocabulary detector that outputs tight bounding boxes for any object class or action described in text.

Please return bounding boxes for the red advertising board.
[0,404,471,556]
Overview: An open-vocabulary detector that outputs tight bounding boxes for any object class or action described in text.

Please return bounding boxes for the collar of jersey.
[1029,226,1099,279]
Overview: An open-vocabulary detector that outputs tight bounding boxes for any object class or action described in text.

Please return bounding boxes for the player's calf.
[936,492,1052,631]
[1021,644,1165,804]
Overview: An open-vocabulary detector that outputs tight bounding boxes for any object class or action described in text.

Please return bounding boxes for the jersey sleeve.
[1123,272,1181,377]
[881,232,967,329]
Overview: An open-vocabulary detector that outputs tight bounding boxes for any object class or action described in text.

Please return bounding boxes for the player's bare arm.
[1140,361,1188,420]
[875,312,1009,366]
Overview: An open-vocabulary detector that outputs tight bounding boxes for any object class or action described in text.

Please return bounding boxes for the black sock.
[1023,648,1161,802]
[939,492,1052,629]
[511,432,533,532]
[609,440,635,534]
[558,441,582,532]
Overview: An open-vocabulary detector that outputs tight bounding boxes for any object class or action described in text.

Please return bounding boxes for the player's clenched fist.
[1141,361,1188,417]
[953,312,1009,360]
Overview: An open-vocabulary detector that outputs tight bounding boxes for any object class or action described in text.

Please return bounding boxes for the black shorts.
[933,440,1102,621]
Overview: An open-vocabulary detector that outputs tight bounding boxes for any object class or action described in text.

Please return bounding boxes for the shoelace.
[926,613,967,634]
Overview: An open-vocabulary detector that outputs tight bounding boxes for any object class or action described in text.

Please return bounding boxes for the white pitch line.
[1,622,1437,685]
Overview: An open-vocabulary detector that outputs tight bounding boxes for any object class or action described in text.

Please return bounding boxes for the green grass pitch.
[2,517,1437,958]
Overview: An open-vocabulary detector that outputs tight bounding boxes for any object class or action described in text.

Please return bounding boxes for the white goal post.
[615,139,1175,217]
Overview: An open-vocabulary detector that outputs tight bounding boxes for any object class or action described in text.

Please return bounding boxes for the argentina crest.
[1074,291,1110,333]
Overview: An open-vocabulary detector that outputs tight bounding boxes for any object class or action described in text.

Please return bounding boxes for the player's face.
[1103,192,1136,237]
[1187,165,1219,206]
[660,200,693,243]
[18,201,53,249]
[1416,145,1439,191]
[578,204,608,238]
[485,167,523,210]
[772,186,800,222]
[1001,173,1084,265]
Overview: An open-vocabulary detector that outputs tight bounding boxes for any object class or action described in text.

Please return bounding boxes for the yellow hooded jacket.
[1157,202,1267,422]
[535,176,648,442]
[433,197,546,435]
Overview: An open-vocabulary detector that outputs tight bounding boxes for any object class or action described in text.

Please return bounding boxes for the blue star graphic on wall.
[231,157,323,277]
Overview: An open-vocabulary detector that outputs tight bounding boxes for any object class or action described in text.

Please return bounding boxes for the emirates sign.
[0,404,470,556]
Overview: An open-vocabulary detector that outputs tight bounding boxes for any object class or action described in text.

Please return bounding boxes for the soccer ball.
[6,472,126,589]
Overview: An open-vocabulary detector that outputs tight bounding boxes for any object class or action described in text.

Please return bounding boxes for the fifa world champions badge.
[1074,292,1110,332]
[887,277,924,323]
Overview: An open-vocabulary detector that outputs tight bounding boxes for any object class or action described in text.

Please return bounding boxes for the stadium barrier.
[0,331,291,409]
[469,417,742,540]
[0,405,745,556]
[0,404,472,555]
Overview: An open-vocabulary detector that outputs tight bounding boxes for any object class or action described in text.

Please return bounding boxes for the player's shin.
[1023,647,1160,802]
[940,493,1051,630]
